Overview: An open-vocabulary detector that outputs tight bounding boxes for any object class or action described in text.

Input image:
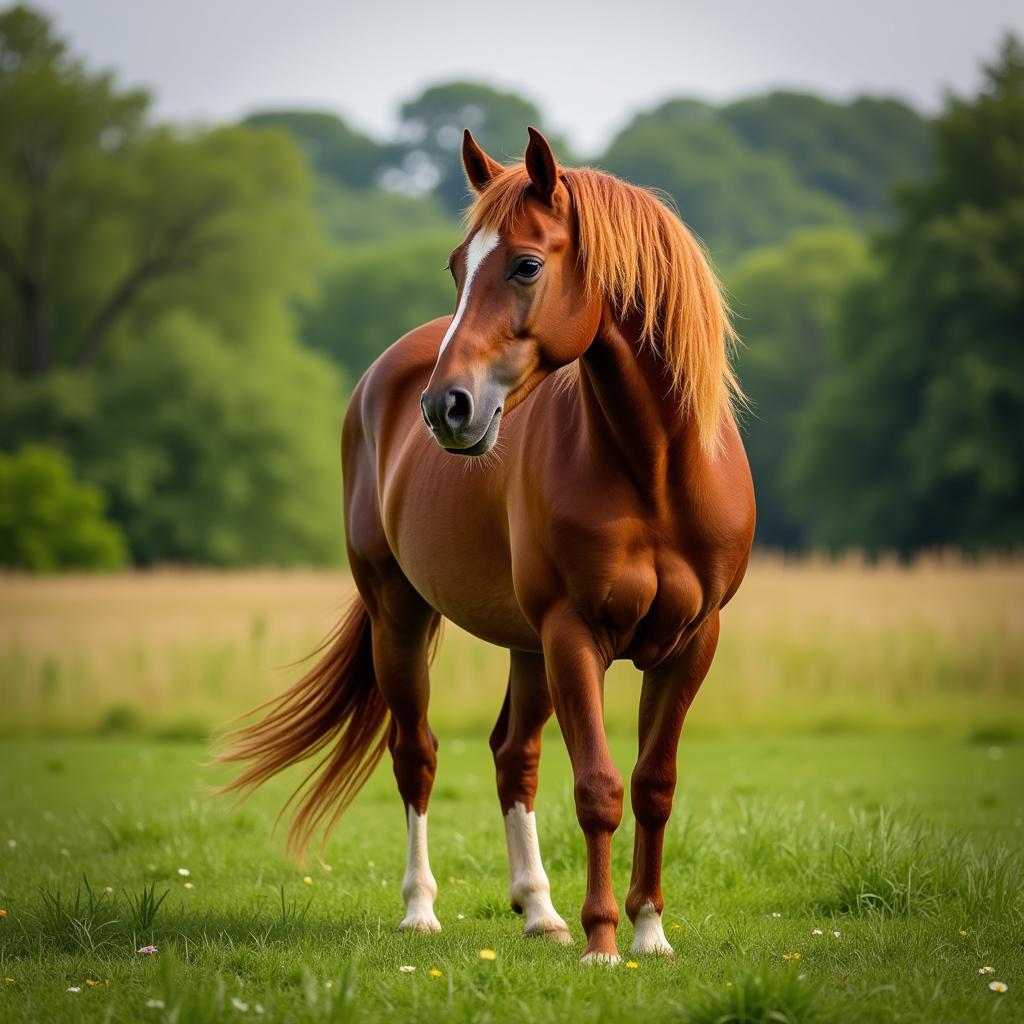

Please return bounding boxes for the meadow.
[1,557,1022,1023]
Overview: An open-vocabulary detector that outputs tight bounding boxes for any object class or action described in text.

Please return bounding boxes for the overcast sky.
[38,0,1024,154]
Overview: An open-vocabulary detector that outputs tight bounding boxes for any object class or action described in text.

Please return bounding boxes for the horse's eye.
[512,257,543,281]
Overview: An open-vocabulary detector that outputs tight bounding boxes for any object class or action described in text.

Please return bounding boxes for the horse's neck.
[578,311,699,505]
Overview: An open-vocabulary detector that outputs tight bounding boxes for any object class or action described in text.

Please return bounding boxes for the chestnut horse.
[220,128,755,963]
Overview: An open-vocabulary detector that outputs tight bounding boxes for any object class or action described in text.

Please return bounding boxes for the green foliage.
[1,313,347,566]
[721,92,932,219]
[0,443,126,570]
[244,109,391,188]
[602,100,849,260]
[314,178,455,245]
[301,230,459,379]
[729,229,870,547]
[789,36,1024,552]
[394,80,568,211]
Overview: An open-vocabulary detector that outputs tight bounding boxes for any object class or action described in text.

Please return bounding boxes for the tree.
[720,92,932,220]
[0,6,320,375]
[789,37,1024,552]
[301,230,459,380]
[0,444,126,570]
[601,100,849,259]
[393,81,566,212]
[728,229,869,547]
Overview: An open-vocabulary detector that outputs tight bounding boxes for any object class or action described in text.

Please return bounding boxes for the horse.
[219,127,755,964]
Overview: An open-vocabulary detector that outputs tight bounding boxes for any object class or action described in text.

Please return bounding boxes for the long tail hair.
[216,596,416,858]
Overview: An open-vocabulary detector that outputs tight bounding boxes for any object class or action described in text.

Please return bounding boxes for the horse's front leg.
[626,614,720,955]
[489,650,570,943]
[541,608,624,963]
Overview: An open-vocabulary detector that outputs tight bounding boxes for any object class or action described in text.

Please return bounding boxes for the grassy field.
[1,558,1022,1022]
[2,555,1023,739]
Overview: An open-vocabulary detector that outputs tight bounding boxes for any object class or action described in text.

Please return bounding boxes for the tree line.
[1,4,1020,567]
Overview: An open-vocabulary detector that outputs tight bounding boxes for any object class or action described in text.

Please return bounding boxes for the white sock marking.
[399,807,440,933]
[437,229,500,355]
[631,901,673,955]
[504,801,570,941]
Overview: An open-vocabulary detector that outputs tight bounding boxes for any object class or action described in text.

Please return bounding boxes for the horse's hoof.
[525,919,572,944]
[399,912,441,934]
[631,904,674,955]
[580,950,621,965]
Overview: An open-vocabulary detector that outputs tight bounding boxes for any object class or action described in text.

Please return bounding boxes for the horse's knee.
[574,764,624,834]
[631,762,676,830]
[391,728,437,806]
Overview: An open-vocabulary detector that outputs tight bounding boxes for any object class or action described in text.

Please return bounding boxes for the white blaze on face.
[631,901,674,955]
[504,801,570,942]
[399,807,440,933]
[437,228,501,355]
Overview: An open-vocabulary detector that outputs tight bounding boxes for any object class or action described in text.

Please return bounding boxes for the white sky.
[39,0,1024,155]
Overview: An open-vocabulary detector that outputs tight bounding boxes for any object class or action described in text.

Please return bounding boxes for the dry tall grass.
[2,554,1021,738]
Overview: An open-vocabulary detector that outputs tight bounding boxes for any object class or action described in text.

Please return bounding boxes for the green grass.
[1,735,1021,1022]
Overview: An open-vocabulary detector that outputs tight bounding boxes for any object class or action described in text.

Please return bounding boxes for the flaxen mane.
[467,165,741,455]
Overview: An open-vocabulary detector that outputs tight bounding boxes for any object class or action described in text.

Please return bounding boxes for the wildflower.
[771,912,781,918]
[85,979,100,987]
[456,913,466,920]
[145,999,165,1009]
[67,986,81,993]
[399,965,416,973]
[979,966,996,975]
[184,883,194,890]
[670,923,681,930]
[325,981,334,989]
[479,949,497,961]
[303,876,314,886]
[811,928,823,936]
[782,952,801,961]
[3,978,14,984]
[429,968,443,977]
[254,1004,264,1015]
[105,886,114,894]
[959,929,968,937]
[231,996,249,1011]
[177,868,190,877]
[832,930,841,938]
[137,945,158,954]
[626,961,639,969]
[6,839,15,849]
[0,908,7,919]
[989,981,1008,993]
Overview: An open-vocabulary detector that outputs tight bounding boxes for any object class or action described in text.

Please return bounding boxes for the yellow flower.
[979,966,996,975]
[0,908,7,919]
[3,978,14,985]
[85,979,99,988]
[782,952,801,961]
[959,929,968,937]
[429,968,443,977]
[183,882,194,890]
[670,923,681,930]
[625,961,639,969]
[478,949,497,961]
[303,876,314,886]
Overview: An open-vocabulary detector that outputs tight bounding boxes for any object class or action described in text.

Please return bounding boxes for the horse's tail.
[216,595,389,858]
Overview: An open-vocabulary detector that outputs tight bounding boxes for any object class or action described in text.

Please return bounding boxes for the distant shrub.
[0,445,127,571]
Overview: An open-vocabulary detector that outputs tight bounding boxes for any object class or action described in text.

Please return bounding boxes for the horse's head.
[420,128,602,455]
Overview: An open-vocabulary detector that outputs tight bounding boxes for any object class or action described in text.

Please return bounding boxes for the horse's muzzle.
[420,382,504,456]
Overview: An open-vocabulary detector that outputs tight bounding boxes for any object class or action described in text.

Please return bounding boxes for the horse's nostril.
[444,388,473,431]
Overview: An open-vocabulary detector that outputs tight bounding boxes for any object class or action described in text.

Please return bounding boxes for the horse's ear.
[525,126,559,205]
[462,130,503,193]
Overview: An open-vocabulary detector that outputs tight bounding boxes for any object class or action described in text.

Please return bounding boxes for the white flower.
[254,1004,264,1016]
[177,868,190,877]
[104,886,113,894]
[6,839,15,849]
[979,966,995,975]
[771,912,782,918]
[457,913,466,920]
[231,996,249,1011]
[832,930,841,938]
[812,928,823,936]
[145,999,165,1009]
[399,965,416,973]
[67,986,81,993]
[989,981,1008,993]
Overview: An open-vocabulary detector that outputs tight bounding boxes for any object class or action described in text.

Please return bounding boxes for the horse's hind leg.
[626,614,720,955]
[359,562,442,934]
[489,650,571,943]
